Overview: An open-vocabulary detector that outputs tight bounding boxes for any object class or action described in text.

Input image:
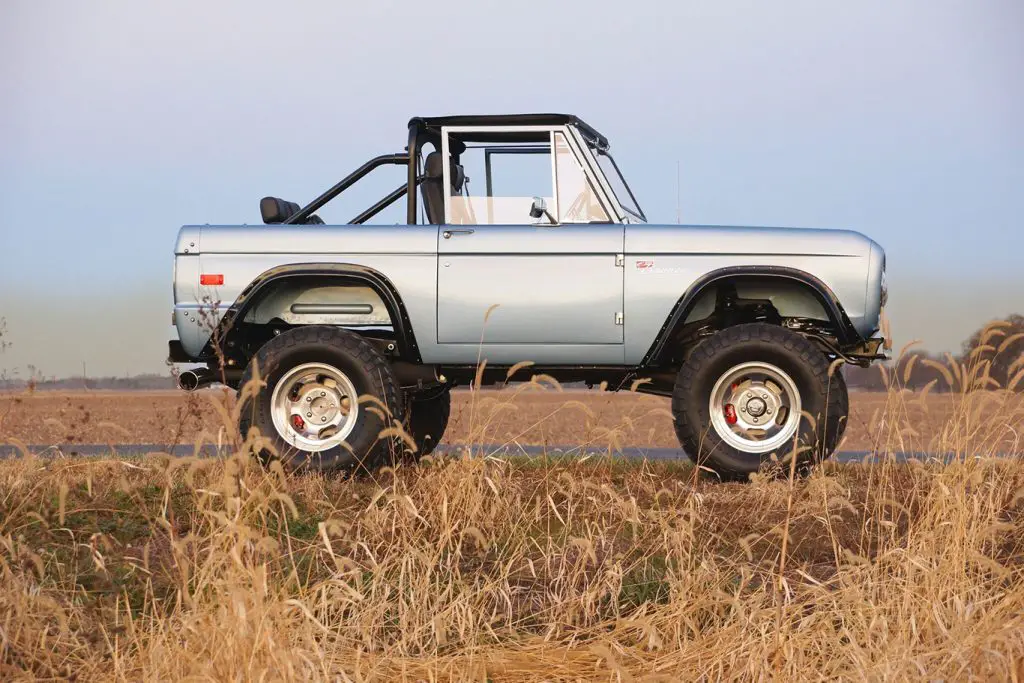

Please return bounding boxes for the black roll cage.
[282,153,412,226]
[281,114,611,226]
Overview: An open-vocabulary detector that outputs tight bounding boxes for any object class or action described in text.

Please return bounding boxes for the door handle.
[442,229,475,239]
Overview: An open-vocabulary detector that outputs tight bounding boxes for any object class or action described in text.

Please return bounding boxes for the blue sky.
[1,0,1021,376]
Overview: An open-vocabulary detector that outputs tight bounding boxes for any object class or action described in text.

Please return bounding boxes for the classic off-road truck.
[170,113,887,478]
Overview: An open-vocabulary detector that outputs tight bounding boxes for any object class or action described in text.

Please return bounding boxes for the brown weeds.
[1,344,1024,680]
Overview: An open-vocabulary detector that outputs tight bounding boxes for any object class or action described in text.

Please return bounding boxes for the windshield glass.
[591,146,646,222]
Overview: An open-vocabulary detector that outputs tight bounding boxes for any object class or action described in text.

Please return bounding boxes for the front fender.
[639,265,865,366]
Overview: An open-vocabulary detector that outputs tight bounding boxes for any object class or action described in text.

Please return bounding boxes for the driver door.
[436,127,624,354]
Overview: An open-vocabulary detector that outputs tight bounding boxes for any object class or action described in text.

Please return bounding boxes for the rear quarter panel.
[173,224,439,357]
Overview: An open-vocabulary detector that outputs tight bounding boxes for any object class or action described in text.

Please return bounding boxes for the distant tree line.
[845,314,1024,392]
[0,373,176,392]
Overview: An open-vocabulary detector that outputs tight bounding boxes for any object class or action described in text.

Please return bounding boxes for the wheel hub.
[709,361,802,454]
[745,396,767,418]
[300,386,342,424]
[270,363,360,452]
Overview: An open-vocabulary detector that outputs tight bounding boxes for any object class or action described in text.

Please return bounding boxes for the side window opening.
[444,129,611,226]
[449,140,554,225]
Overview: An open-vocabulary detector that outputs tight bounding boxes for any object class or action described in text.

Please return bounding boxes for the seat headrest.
[424,152,445,179]
[260,197,324,225]
[260,196,301,224]
[424,152,465,193]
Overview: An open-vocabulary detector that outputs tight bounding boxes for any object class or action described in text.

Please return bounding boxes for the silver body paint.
[172,221,884,366]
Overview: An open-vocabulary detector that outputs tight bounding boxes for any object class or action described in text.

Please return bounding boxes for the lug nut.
[740,406,747,413]
[321,416,327,422]
[752,417,759,423]
[306,396,312,402]
[306,412,312,418]
[320,391,326,397]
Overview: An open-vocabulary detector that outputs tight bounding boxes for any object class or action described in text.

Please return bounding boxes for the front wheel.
[672,323,848,480]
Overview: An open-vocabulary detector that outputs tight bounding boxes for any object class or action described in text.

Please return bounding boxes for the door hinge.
[615,311,624,326]
[615,253,624,267]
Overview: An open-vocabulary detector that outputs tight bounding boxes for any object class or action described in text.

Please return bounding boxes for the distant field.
[2,387,1022,454]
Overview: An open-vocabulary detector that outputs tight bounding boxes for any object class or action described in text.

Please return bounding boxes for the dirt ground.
[3,387,1021,454]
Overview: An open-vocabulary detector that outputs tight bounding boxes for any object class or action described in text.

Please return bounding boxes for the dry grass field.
[2,360,1024,680]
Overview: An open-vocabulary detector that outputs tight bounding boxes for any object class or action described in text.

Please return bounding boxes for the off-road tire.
[404,388,452,460]
[237,326,403,473]
[831,366,850,446]
[672,323,848,480]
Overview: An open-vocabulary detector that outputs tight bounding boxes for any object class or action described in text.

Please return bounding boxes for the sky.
[0,0,1021,378]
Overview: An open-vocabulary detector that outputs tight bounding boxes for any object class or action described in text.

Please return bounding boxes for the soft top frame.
[409,114,610,151]
[405,113,611,223]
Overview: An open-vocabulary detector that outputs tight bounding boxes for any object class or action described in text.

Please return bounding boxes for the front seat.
[421,152,465,224]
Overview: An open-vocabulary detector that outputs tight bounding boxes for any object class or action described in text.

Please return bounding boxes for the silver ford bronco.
[169,113,887,479]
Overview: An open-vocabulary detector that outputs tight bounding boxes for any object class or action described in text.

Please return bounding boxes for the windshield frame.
[566,126,646,223]
[595,150,646,222]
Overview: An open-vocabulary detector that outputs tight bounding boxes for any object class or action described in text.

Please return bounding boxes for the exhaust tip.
[178,369,206,391]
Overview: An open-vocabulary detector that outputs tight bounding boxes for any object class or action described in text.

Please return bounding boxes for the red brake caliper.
[723,382,739,425]
[291,414,306,431]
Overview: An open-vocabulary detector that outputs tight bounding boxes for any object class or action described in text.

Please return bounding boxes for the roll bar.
[284,153,409,225]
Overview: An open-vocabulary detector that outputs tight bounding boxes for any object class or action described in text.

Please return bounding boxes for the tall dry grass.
[2,337,1024,681]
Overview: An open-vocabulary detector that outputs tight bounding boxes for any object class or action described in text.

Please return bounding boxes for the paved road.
[0,443,988,464]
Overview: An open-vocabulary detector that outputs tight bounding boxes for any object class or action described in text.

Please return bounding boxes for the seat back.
[421,152,465,224]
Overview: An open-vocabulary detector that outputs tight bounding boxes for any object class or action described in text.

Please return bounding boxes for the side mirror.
[529,197,547,219]
[529,197,556,224]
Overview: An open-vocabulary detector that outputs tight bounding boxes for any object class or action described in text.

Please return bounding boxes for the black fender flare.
[641,265,863,366]
[202,263,421,363]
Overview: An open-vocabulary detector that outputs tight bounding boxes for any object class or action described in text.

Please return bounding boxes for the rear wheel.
[237,326,403,473]
[672,323,848,480]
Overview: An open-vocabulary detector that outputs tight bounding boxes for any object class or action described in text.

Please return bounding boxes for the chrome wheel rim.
[708,361,802,454]
[270,362,359,452]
